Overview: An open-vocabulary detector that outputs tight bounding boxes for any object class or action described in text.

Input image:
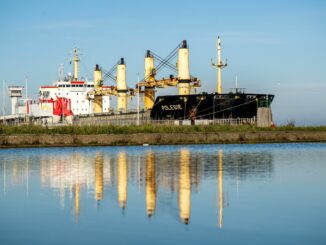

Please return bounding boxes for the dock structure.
[0,114,26,125]
[257,107,273,127]
[8,86,24,115]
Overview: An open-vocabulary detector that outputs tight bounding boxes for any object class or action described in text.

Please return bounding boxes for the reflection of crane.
[117,152,128,210]
[179,148,191,225]
[136,40,201,110]
[95,153,104,205]
[146,151,156,217]
[74,184,80,223]
[218,149,223,228]
[3,160,6,195]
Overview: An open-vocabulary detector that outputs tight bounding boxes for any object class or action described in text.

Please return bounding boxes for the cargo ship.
[3,37,274,126]
[140,37,274,122]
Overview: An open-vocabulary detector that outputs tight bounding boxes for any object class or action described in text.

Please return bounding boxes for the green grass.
[1,124,326,135]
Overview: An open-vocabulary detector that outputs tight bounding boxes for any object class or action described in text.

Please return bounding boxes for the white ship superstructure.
[39,80,111,115]
[39,49,111,116]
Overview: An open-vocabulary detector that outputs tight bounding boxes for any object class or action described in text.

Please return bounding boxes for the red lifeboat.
[53,97,74,117]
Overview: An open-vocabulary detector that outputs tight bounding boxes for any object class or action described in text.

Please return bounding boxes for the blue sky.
[0,0,325,125]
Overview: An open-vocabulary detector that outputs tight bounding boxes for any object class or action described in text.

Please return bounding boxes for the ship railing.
[210,118,256,125]
[2,115,256,127]
[72,117,256,126]
[73,119,176,126]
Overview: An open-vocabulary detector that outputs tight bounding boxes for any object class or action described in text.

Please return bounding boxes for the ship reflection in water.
[2,144,326,244]
[0,145,274,227]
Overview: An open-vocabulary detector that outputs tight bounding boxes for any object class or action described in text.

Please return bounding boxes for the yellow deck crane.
[87,58,134,113]
[136,40,201,110]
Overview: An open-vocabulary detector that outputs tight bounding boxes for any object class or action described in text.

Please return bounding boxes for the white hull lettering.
[161,104,183,111]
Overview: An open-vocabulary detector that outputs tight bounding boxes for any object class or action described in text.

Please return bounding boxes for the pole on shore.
[137,73,140,126]
[2,80,5,124]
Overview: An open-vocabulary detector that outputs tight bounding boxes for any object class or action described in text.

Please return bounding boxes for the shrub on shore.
[0,124,326,135]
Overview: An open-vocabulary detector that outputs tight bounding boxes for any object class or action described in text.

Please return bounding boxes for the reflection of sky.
[1,1,326,124]
[0,143,326,244]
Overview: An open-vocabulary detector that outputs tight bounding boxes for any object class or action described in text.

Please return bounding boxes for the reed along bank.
[0,125,326,148]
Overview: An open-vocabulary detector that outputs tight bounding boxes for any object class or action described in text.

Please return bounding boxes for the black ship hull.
[150,92,274,120]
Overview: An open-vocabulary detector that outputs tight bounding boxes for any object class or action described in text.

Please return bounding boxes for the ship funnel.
[181,40,187,48]
[120,58,125,65]
[146,50,152,58]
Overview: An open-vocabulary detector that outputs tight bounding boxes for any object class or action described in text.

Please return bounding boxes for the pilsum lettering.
[161,104,183,111]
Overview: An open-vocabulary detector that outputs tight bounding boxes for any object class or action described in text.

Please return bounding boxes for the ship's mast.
[72,48,80,81]
[212,36,227,94]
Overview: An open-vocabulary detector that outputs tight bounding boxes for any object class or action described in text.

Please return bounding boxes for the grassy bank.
[1,124,326,135]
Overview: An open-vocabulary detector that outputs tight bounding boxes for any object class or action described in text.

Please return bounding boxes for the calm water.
[0,143,326,245]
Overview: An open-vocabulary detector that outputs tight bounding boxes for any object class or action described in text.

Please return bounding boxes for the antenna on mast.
[212,36,227,94]
[58,64,65,81]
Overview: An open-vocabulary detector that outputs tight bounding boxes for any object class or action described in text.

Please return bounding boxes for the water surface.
[0,143,326,244]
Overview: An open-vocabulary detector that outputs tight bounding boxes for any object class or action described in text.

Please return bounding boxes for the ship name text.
[161,104,183,111]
